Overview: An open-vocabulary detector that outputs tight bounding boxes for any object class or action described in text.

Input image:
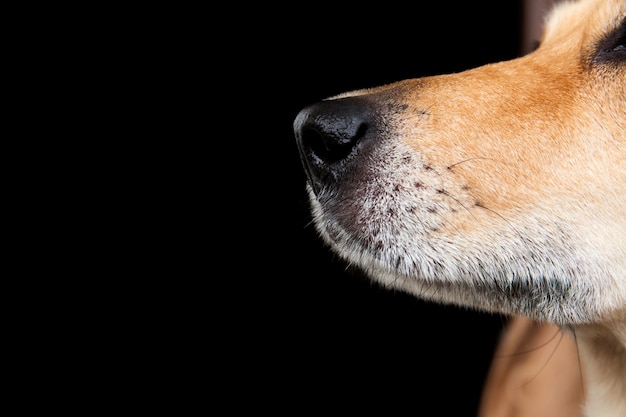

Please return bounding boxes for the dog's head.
[294,0,625,326]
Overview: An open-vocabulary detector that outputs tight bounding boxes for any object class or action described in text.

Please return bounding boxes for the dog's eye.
[595,20,626,63]
[613,35,625,52]
[600,20,626,61]
[612,23,625,51]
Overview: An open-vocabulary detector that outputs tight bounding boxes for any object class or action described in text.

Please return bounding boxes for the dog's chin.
[306,182,621,327]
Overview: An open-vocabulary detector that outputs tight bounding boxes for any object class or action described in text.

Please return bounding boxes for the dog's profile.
[293,0,625,415]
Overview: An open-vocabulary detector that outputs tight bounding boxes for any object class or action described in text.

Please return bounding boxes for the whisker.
[447,156,509,169]
[474,202,526,244]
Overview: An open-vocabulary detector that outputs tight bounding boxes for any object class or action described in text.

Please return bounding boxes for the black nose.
[293,97,373,195]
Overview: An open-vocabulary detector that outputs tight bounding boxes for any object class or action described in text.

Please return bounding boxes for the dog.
[293,0,625,415]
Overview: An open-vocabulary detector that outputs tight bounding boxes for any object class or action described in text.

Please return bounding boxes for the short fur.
[293,0,625,415]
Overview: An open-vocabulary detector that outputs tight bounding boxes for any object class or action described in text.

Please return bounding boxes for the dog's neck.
[575,316,626,417]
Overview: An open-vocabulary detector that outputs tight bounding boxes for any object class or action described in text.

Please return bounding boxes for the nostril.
[294,96,378,193]
[302,122,368,163]
[301,127,325,160]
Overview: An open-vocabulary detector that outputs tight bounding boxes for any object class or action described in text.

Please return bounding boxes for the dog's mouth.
[293,93,611,325]
[294,92,472,269]
[295,91,475,249]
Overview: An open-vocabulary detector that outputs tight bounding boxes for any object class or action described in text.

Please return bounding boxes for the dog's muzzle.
[293,97,377,195]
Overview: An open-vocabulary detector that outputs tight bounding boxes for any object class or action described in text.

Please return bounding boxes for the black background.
[235,2,525,415]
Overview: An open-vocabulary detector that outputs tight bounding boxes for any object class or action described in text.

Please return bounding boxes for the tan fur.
[479,318,585,417]
[294,0,625,415]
